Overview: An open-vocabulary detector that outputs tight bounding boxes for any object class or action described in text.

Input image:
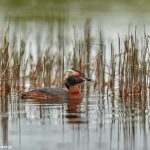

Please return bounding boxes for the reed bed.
[0,20,149,101]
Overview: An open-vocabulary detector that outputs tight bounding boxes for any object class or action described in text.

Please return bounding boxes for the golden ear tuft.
[67,69,80,76]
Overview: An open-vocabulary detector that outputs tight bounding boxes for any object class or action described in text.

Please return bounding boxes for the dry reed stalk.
[0,19,149,102]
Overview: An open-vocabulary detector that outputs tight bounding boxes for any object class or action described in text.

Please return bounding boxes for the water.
[0,89,149,150]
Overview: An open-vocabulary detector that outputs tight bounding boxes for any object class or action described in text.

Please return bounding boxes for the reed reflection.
[0,97,8,148]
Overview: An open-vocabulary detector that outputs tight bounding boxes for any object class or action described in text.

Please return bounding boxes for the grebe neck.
[68,86,81,94]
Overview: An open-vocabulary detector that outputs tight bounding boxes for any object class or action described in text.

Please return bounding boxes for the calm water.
[0,0,150,150]
[0,88,150,150]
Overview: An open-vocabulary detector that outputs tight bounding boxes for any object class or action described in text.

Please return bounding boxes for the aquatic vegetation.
[0,20,149,101]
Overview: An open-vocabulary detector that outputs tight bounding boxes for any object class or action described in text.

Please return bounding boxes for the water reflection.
[0,90,149,150]
[1,114,8,148]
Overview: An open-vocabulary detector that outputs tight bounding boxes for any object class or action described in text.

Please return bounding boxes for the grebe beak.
[79,75,92,82]
[84,76,92,81]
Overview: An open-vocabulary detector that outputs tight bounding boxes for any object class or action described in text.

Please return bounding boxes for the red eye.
[77,74,84,79]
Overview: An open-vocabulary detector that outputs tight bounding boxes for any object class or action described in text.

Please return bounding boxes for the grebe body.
[22,87,69,101]
[21,69,91,101]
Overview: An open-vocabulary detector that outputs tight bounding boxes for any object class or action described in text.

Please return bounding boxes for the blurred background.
[0,0,150,23]
[1,0,150,51]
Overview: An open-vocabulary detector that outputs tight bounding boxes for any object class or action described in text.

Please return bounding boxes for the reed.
[96,31,106,92]
[0,32,10,96]
[0,20,149,102]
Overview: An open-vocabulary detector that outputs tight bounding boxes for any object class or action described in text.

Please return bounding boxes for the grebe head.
[64,68,91,89]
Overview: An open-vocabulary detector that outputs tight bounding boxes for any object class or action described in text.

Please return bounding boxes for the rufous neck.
[68,86,81,94]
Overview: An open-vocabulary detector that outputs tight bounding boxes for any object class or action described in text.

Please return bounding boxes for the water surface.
[0,88,150,150]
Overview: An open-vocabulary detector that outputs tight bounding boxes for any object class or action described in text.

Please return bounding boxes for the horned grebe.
[21,69,91,101]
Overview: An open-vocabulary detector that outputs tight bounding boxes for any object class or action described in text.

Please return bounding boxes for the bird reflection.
[65,95,86,124]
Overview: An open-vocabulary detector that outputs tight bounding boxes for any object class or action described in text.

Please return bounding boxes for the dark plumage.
[23,87,69,101]
[65,75,84,89]
[21,68,91,101]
